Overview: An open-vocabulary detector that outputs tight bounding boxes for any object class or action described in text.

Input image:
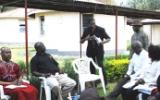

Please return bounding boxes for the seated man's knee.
[51,86,61,93]
[47,77,59,88]
[71,80,76,87]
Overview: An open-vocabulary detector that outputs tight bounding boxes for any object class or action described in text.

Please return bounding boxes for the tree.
[126,0,160,10]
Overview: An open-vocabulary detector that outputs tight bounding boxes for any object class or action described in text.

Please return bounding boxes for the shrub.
[105,55,129,60]
[62,58,78,81]
[17,60,26,70]
[104,58,129,82]
[17,60,29,77]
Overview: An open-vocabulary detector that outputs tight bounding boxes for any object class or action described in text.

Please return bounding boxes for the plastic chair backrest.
[73,57,93,74]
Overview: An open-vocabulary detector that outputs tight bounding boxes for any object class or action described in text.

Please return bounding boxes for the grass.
[97,82,122,100]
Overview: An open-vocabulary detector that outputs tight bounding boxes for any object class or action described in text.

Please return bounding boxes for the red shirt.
[0,61,38,100]
[0,61,21,82]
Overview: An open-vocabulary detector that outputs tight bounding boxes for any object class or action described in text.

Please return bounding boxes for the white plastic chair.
[0,85,11,100]
[72,57,106,94]
[39,77,52,100]
[39,77,72,100]
[138,93,143,100]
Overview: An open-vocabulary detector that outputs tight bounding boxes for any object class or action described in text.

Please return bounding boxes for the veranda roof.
[0,8,53,18]
[1,0,160,19]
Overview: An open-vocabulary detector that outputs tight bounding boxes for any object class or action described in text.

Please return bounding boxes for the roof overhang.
[1,0,160,19]
[142,19,160,25]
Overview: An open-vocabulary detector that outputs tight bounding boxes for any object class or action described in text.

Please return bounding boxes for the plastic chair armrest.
[0,85,4,98]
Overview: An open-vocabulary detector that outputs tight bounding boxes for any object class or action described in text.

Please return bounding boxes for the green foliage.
[17,60,26,70]
[104,58,129,82]
[104,54,129,60]
[126,0,160,10]
[62,58,78,82]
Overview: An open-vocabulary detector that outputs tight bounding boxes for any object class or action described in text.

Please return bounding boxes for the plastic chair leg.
[138,93,143,100]
[39,86,42,100]
[100,78,106,94]
[80,81,85,92]
[44,86,51,100]
[67,92,72,100]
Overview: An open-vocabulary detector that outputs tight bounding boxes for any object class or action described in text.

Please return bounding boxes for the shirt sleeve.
[81,28,89,40]
[50,56,59,67]
[50,56,60,72]
[15,63,22,79]
[145,62,160,84]
[30,57,38,74]
[126,63,134,76]
[100,28,110,40]
[126,57,134,75]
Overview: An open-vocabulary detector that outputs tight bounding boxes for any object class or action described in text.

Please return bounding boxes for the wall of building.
[94,14,131,51]
[0,18,39,44]
[150,24,160,45]
[35,11,81,51]
[0,10,134,53]
[0,19,24,43]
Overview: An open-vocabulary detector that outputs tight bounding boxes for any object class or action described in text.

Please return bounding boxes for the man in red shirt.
[0,47,38,100]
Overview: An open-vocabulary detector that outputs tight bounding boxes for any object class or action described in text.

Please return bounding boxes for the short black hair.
[0,47,10,53]
[34,42,45,50]
[148,44,160,61]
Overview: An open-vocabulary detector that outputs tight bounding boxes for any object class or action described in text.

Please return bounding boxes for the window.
[19,20,25,33]
[40,16,45,35]
[82,14,94,29]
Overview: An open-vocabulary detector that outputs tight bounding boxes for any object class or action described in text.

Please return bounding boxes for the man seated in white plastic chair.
[106,41,151,100]
[31,42,76,100]
[121,44,160,100]
[0,47,38,100]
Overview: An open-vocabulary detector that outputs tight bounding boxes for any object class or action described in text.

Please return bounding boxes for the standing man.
[130,20,149,57]
[30,42,76,100]
[80,18,111,85]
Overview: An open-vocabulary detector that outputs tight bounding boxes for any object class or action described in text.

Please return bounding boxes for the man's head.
[1,47,11,62]
[89,18,96,28]
[132,26,142,33]
[148,44,160,61]
[131,20,143,33]
[34,42,46,54]
[131,41,143,55]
